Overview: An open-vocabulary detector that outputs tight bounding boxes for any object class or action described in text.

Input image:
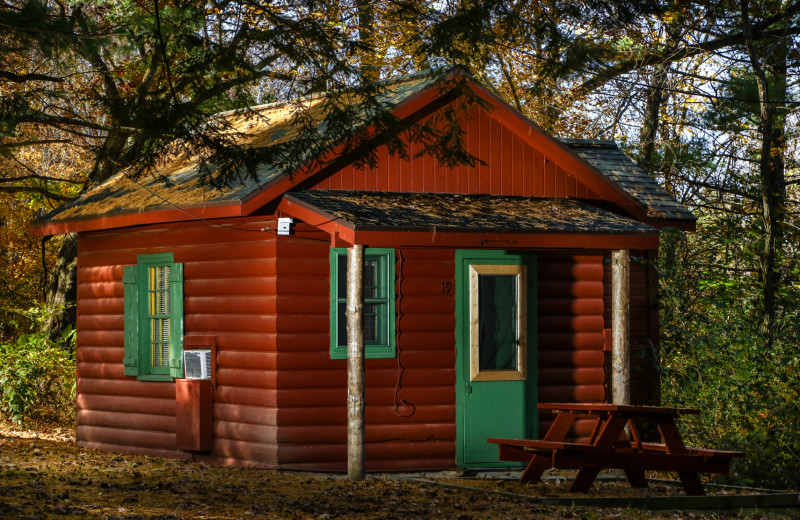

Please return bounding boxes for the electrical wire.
[394,248,415,418]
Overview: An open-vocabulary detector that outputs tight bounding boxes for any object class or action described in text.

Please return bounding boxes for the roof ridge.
[560,138,618,148]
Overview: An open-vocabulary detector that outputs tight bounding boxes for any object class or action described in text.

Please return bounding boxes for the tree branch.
[0,69,63,83]
[0,139,70,149]
[1,174,85,184]
[573,17,800,99]
[0,185,73,201]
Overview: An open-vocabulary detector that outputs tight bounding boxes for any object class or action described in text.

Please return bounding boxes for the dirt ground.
[0,425,795,520]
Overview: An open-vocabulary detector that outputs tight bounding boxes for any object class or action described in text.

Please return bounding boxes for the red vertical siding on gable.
[309,106,601,199]
[275,244,456,471]
[75,218,281,466]
[537,253,606,440]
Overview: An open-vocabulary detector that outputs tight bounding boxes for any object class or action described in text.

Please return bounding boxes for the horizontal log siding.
[603,250,660,405]
[537,253,606,440]
[275,243,456,471]
[75,218,280,466]
[311,106,601,199]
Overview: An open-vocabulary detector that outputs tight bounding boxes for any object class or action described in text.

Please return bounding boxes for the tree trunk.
[637,63,669,172]
[742,0,788,347]
[44,131,129,341]
[44,233,77,344]
[355,0,378,82]
[612,249,631,405]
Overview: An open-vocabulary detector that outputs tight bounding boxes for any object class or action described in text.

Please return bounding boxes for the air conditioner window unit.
[183,349,212,379]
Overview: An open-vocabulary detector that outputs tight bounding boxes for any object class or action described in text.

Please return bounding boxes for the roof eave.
[29,200,244,236]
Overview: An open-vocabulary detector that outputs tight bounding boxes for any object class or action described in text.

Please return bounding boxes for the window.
[330,248,395,359]
[123,253,184,381]
[468,263,527,381]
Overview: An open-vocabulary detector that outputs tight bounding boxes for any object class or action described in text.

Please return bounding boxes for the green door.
[456,250,537,466]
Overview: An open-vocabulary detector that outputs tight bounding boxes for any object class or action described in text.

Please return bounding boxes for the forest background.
[0,0,798,490]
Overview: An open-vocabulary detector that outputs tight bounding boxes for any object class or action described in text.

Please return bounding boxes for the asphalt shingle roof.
[35,70,693,230]
[562,139,694,222]
[287,190,657,234]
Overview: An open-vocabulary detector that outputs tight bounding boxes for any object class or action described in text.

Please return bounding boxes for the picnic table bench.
[488,403,744,496]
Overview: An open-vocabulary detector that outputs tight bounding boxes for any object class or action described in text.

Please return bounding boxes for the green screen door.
[456,250,537,466]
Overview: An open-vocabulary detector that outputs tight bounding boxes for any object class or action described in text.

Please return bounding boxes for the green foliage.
[659,222,800,490]
[0,307,76,428]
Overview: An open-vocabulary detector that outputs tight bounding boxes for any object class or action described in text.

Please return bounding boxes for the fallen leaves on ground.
[0,425,792,520]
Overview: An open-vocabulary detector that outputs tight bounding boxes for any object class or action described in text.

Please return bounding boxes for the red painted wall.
[268,242,610,470]
[537,253,606,440]
[274,237,457,471]
[76,215,652,469]
[310,105,603,199]
[76,217,281,465]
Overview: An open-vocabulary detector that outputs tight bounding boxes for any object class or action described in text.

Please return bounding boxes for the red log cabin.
[31,69,695,471]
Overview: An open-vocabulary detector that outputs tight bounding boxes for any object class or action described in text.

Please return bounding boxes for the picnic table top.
[537,402,700,416]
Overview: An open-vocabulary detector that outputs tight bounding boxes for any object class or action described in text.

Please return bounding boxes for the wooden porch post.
[346,245,365,480]
[612,249,630,405]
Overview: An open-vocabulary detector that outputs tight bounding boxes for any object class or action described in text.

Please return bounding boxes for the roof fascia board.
[647,219,697,232]
[350,230,660,250]
[29,202,243,236]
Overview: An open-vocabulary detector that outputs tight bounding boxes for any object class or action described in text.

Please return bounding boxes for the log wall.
[76,217,652,469]
[537,253,606,440]
[76,218,281,466]
[275,241,457,471]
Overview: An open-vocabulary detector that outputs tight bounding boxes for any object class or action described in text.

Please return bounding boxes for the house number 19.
[441,281,452,294]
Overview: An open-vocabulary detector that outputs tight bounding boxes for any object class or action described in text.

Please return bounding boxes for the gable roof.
[31,68,694,236]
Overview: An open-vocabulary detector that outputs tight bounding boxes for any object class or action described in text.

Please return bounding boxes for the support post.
[612,249,630,405]
[346,245,365,480]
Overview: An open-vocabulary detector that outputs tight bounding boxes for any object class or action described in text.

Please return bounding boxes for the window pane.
[151,318,170,367]
[337,302,347,346]
[363,302,377,342]
[478,274,517,371]
[337,254,347,298]
[148,265,172,368]
[363,259,378,299]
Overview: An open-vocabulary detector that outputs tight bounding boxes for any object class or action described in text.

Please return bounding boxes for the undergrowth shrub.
[660,226,800,490]
[0,307,75,428]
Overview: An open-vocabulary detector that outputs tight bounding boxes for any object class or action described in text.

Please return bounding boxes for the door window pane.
[478,274,518,371]
[469,263,527,381]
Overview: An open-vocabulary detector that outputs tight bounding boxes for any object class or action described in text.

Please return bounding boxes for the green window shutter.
[168,262,184,379]
[330,248,396,360]
[122,265,139,376]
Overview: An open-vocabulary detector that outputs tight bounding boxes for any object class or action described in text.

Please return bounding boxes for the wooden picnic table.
[488,403,744,496]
